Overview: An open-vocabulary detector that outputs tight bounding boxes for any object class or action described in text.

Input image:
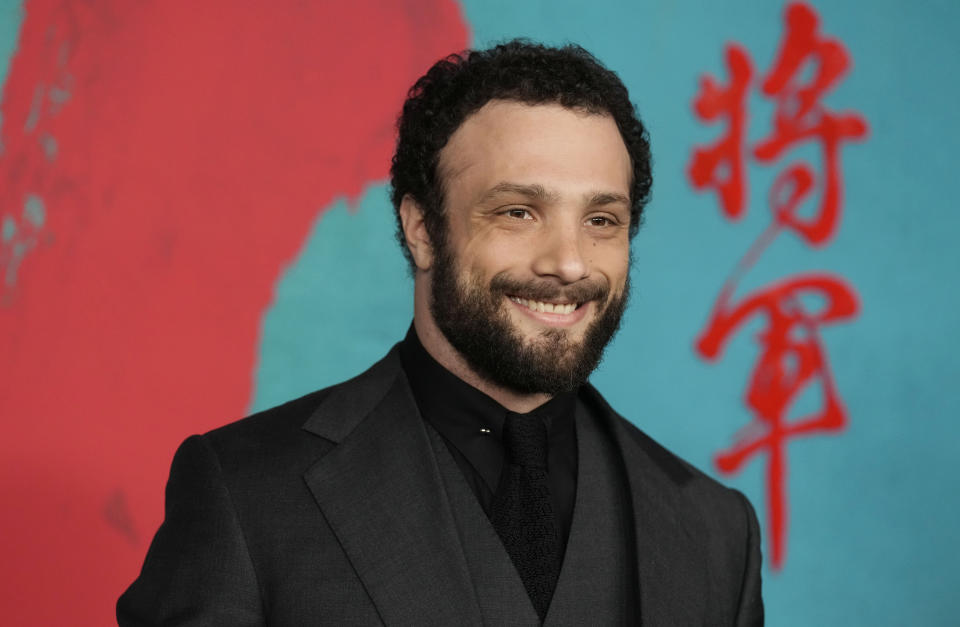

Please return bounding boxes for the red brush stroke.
[688,2,868,570]
[753,2,868,246]
[0,1,468,624]
[697,274,858,568]
[688,44,753,220]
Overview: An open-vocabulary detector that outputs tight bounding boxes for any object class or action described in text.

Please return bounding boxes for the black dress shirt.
[399,326,578,556]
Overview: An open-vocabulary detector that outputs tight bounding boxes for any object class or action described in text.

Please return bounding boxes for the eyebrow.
[480,182,559,204]
[587,191,630,207]
[480,182,629,207]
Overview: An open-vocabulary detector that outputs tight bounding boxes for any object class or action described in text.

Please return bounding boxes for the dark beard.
[429,242,629,395]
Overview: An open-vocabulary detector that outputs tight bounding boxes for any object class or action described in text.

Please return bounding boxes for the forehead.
[437,100,632,203]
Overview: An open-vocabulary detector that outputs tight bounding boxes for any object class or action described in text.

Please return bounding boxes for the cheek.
[592,243,630,282]
[463,235,525,274]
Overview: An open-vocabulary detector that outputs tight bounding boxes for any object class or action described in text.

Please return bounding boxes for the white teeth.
[510,297,578,315]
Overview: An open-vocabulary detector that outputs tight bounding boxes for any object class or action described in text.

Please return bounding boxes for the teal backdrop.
[1,0,957,624]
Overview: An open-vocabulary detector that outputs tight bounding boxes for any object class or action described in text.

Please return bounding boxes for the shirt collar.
[398,324,576,490]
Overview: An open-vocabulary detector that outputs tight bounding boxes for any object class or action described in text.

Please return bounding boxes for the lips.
[491,275,608,306]
[508,296,579,315]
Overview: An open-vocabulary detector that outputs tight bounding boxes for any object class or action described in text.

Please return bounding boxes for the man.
[119,41,763,626]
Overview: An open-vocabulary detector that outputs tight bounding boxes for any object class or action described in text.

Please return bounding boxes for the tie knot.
[502,411,549,469]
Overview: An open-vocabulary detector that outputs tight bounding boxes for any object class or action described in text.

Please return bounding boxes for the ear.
[399,195,434,271]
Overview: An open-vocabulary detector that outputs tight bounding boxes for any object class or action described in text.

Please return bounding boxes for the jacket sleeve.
[117,435,264,626]
[734,490,764,627]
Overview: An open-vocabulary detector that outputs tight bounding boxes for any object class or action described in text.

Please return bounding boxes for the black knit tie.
[491,411,561,622]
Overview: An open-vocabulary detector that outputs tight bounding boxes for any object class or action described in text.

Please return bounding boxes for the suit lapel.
[302,352,482,627]
[545,399,632,626]
[590,388,708,626]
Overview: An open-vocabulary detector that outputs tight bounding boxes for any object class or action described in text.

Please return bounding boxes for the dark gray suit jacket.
[118,347,763,625]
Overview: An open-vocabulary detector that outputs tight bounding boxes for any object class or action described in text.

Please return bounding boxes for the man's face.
[427,101,632,395]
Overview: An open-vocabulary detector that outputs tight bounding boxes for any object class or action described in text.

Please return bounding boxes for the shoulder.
[585,385,757,530]
[198,345,404,478]
[203,386,332,458]
[590,388,763,610]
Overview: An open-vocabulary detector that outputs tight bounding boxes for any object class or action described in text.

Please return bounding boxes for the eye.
[587,215,614,227]
[503,207,533,220]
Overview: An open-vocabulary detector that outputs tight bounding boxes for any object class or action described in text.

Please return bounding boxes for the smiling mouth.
[508,296,581,315]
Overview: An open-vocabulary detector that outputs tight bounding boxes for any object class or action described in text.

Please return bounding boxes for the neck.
[412,281,552,414]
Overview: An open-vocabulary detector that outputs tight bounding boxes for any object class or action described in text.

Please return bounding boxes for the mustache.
[490,273,610,303]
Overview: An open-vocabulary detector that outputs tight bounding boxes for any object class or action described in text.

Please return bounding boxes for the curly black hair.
[390,39,652,269]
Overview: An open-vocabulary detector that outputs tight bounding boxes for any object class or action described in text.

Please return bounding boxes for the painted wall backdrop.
[0,0,956,624]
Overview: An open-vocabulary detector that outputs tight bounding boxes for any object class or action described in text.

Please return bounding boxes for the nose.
[530,221,590,284]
